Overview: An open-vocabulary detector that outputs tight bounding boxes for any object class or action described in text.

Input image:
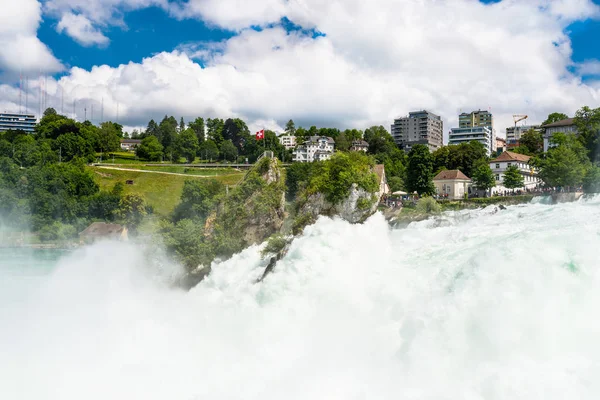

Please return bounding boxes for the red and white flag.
[256,129,264,140]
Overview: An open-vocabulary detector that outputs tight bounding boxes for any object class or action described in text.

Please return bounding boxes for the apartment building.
[0,113,36,133]
[293,136,335,162]
[391,110,443,151]
[448,126,493,155]
[458,109,495,152]
[505,124,541,146]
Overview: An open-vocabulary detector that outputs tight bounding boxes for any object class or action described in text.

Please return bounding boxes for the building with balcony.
[448,126,493,155]
[391,110,443,152]
[0,113,36,133]
[293,136,335,162]
[489,151,540,194]
[458,109,495,151]
[541,118,577,152]
[506,124,541,147]
[278,134,297,149]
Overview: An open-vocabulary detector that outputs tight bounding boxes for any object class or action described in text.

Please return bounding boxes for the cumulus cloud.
[0,0,62,74]
[3,0,600,137]
[56,12,109,46]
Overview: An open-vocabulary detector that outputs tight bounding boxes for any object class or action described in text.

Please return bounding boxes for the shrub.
[416,196,441,214]
[260,234,288,258]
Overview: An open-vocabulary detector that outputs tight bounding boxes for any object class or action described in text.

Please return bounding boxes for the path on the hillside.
[93,165,243,178]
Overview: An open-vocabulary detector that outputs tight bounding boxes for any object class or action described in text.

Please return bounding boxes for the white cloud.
[57,12,109,46]
[577,60,600,76]
[3,0,600,138]
[0,0,62,74]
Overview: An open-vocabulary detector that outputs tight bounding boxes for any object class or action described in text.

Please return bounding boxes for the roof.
[373,164,385,181]
[433,169,471,181]
[491,151,531,163]
[120,139,141,144]
[352,140,369,147]
[496,137,507,143]
[79,222,126,237]
[542,118,574,128]
[307,136,335,144]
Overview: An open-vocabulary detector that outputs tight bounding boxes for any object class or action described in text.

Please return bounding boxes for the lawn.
[103,165,242,176]
[90,167,245,216]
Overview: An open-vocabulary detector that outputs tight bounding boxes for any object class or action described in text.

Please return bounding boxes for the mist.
[2,198,600,399]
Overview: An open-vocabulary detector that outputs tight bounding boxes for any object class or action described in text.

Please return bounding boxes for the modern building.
[350,140,369,152]
[0,113,36,133]
[293,136,335,162]
[278,134,297,150]
[542,118,577,152]
[448,126,493,155]
[458,109,495,151]
[506,124,541,147]
[489,151,540,194]
[120,139,141,151]
[433,170,472,200]
[391,110,443,152]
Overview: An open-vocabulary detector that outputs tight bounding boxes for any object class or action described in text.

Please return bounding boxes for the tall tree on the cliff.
[285,119,296,135]
[519,129,543,155]
[542,112,569,126]
[539,133,590,188]
[502,165,524,190]
[406,144,435,195]
[188,117,205,144]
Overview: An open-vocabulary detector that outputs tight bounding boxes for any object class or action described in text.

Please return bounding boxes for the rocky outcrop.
[298,183,378,226]
[551,192,583,204]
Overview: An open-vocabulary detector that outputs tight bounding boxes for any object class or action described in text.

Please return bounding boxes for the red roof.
[491,151,531,163]
[433,169,471,181]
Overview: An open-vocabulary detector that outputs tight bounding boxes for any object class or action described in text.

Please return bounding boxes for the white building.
[120,139,141,151]
[489,151,540,194]
[293,136,335,162]
[278,134,297,149]
[391,110,443,152]
[448,126,493,155]
[433,170,472,200]
[350,140,369,152]
[542,118,577,152]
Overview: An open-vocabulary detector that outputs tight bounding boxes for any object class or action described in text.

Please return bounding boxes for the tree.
[335,131,350,152]
[179,117,185,133]
[44,108,57,117]
[502,165,524,190]
[174,128,199,163]
[206,118,224,145]
[542,112,569,126]
[471,161,496,194]
[388,176,404,192]
[136,136,164,161]
[363,125,396,155]
[118,194,147,233]
[222,118,250,152]
[158,115,178,153]
[220,139,238,162]
[145,119,158,138]
[519,129,543,155]
[97,122,121,154]
[285,119,296,135]
[406,144,435,195]
[198,139,219,161]
[173,179,225,221]
[188,117,205,144]
[574,106,600,162]
[583,165,600,193]
[538,134,590,188]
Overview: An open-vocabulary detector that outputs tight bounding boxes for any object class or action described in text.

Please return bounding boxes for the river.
[1,197,600,399]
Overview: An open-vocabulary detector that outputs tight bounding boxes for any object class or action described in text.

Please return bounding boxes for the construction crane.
[513,114,528,127]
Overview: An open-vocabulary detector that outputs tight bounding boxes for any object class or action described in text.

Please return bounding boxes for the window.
[507,163,512,167]
[496,174,500,181]
[495,163,500,169]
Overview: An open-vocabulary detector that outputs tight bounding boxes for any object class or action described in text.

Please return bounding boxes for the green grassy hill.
[89,167,245,216]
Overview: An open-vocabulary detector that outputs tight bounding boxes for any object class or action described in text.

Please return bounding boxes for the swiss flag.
[256,129,264,140]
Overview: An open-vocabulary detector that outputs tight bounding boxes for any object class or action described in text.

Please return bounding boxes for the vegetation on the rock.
[416,196,441,214]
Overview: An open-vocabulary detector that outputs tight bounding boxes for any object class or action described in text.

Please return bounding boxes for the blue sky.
[2,0,600,133]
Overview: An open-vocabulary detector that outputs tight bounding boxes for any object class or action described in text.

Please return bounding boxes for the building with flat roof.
[541,118,577,152]
[458,109,495,152]
[448,126,493,155]
[0,113,36,133]
[506,124,541,146]
[391,110,443,152]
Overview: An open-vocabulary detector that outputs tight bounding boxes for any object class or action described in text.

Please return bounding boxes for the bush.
[260,234,288,258]
[416,196,441,214]
[38,221,77,242]
[356,197,372,210]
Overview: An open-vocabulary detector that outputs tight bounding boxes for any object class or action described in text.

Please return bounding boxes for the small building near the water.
[79,222,128,243]
[433,169,471,200]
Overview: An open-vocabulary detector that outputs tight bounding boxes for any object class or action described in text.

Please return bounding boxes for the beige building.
[433,170,472,200]
[490,151,540,193]
[373,164,390,199]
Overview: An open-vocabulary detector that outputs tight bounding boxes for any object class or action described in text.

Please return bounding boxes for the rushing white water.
[2,198,600,399]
